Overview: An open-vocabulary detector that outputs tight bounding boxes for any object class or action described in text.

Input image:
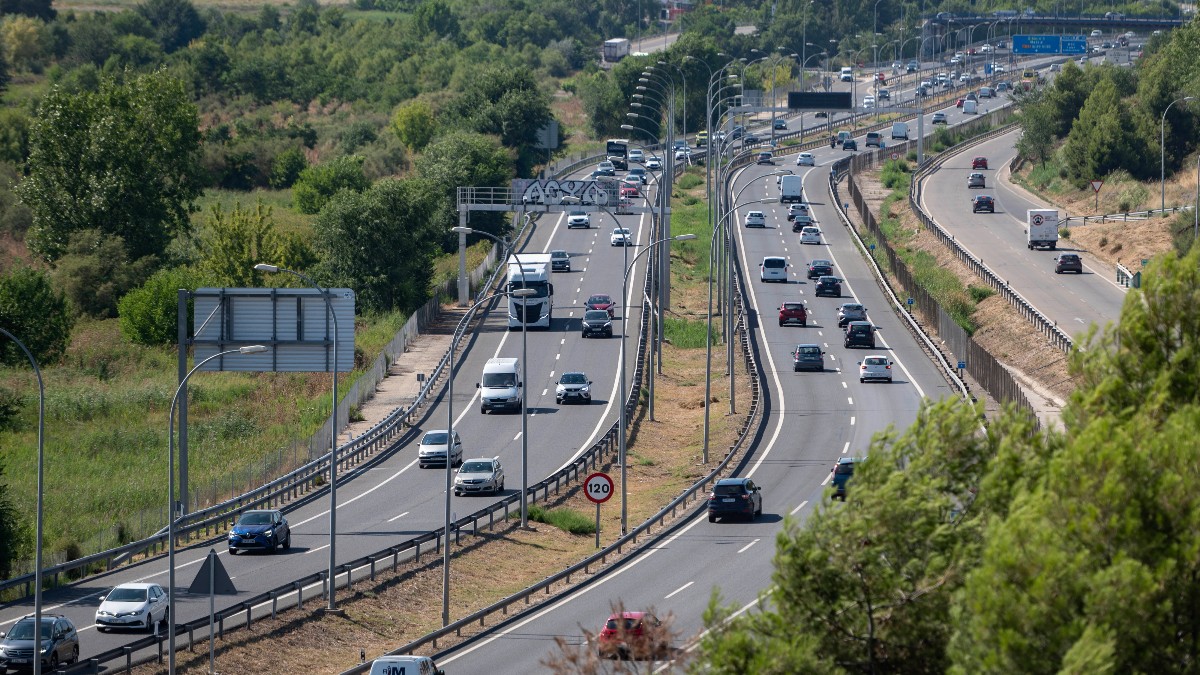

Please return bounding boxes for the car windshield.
[461,461,493,473]
[560,373,587,384]
[865,357,888,366]
[569,211,584,217]
[7,619,54,640]
[588,296,610,305]
[422,432,448,445]
[714,483,747,496]
[629,168,644,175]
[552,251,567,259]
[238,512,273,525]
[798,346,820,355]
[584,310,610,321]
[614,228,629,235]
[483,373,516,387]
[106,587,148,603]
[842,305,863,312]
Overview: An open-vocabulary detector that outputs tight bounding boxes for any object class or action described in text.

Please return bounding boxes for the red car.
[972,156,989,170]
[585,293,615,318]
[779,302,808,327]
[875,72,887,83]
[956,98,965,107]
[620,185,639,198]
[597,611,670,660]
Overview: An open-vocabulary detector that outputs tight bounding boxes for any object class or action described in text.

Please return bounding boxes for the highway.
[918,127,1127,336]
[0,169,662,664]
[435,97,983,673]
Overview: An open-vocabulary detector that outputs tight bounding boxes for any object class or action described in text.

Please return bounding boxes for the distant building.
[660,0,695,23]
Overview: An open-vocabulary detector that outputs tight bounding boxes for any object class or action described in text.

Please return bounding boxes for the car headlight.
[263,529,273,537]
[580,385,590,393]
[604,322,612,328]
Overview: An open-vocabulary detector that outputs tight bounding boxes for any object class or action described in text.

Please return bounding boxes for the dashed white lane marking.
[848,397,853,405]
[737,539,761,554]
[851,416,856,425]
[664,582,694,600]
[790,500,809,516]
[305,544,330,555]
[842,442,850,455]
[387,511,409,522]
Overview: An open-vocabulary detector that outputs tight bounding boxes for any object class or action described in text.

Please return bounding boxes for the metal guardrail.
[905,120,1075,353]
[1063,205,1191,225]
[1115,262,1141,288]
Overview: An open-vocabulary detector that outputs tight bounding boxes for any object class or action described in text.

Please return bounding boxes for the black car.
[707,478,763,522]
[807,259,833,279]
[972,195,995,213]
[1054,253,1083,274]
[843,321,877,349]
[581,309,613,338]
[228,509,291,554]
[814,111,828,118]
[0,615,79,671]
[773,118,788,130]
[815,275,842,297]
[744,133,761,144]
[842,139,858,151]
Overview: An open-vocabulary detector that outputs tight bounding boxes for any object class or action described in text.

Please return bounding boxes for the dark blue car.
[707,478,763,522]
[228,509,291,554]
[830,457,864,501]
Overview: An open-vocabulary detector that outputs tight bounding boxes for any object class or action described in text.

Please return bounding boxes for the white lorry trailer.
[507,253,554,329]
[603,38,630,62]
[1026,209,1059,250]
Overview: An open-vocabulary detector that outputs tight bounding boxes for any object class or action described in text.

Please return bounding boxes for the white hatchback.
[610,227,632,246]
[744,210,766,228]
[800,226,821,244]
[795,152,815,166]
[759,256,789,283]
[858,355,894,383]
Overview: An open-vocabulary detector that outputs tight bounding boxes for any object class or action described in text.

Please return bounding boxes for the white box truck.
[779,175,804,203]
[478,357,521,414]
[891,121,909,140]
[369,655,444,675]
[1026,209,1059,250]
[603,38,630,62]
[507,253,553,329]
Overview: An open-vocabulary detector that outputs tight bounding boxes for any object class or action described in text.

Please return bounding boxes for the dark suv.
[1054,253,1083,274]
[0,615,79,671]
[815,276,842,297]
[581,310,613,338]
[843,321,877,349]
[707,478,763,522]
[807,259,833,279]
[972,195,995,213]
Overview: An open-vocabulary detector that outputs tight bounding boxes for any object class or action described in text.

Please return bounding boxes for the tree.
[136,0,205,53]
[117,265,204,346]
[1014,89,1056,167]
[195,200,279,287]
[390,100,437,152]
[0,0,54,22]
[1,15,49,72]
[269,147,307,189]
[0,459,22,579]
[413,130,512,246]
[0,267,73,366]
[50,229,155,318]
[291,155,370,215]
[442,64,553,173]
[413,0,460,41]
[1062,76,1148,187]
[19,70,205,264]
[312,177,442,314]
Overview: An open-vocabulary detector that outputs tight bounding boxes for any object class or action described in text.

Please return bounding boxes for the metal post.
[176,291,189,516]
[1161,97,1194,213]
[457,210,469,306]
[0,331,44,675]
[620,232,630,535]
[208,550,215,675]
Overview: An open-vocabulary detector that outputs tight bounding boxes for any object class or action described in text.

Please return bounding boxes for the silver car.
[837,303,868,327]
[418,429,463,468]
[454,457,505,495]
[967,172,986,188]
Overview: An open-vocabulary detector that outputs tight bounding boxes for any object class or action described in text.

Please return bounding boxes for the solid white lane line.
[664,581,694,600]
[737,539,760,554]
[790,500,809,516]
[388,511,410,522]
[821,472,833,486]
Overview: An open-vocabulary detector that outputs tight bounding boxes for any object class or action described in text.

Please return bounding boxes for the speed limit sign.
[584,472,614,504]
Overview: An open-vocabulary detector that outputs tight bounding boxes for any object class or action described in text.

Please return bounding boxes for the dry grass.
[129,255,752,674]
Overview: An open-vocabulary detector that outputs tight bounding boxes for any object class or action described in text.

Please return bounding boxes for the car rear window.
[834,463,855,475]
[783,303,804,311]
[714,484,747,496]
[802,227,819,234]
[763,258,786,269]
[865,357,887,366]
[1061,254,1079,261]
[798,346,820,355]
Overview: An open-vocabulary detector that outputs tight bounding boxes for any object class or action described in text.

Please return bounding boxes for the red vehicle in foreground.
[779,302,808,327]
[972,156,989,170]
[597,611,671,660]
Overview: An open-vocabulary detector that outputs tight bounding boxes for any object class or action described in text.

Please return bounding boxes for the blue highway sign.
[1013,35,1061,54]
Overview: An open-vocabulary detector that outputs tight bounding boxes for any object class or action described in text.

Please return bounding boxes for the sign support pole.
[595,503,601,549]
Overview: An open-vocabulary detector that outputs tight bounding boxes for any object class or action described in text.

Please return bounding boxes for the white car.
[610,227,632,246]
[858,355,894,383]
[759,256,789,283]
[567,211,591,228]
[800,226,821,244]
[418,429,463,468]
[862,95,875,109]
[628,148,645,163]
[96,583,169,633]
[1090,29,1103,37]
[645,156,662,170]
[795,152,815,166]
[453,456,504,496]
[674,149,690,163]
[555,371,592,404]
[744,210,766,228]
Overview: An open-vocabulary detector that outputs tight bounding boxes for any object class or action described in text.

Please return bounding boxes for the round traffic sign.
[584,472,614,504]
[890,152,899,160]
[1031,214,1044,226]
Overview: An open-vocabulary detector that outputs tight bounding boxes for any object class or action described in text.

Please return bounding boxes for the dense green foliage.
[0,460,19,578]
[696,245,1200,673]
[116,265,204,346]
[292,155,370,215]
[0,267,73,366]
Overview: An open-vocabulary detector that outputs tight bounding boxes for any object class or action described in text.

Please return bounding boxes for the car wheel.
[229,548,238,555]
[860,377,865,383]
[778,321,784,327]
[480,406,487,414]
[271,535,280,554]
[49,653,58,669]
[801,320,806,327]
[283,532,291,550]
[69,645,79,664]
[98,626,107,633]
[708,514,716,523]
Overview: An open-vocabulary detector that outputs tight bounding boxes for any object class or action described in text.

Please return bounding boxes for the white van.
[840,66,854,82]
[779,175,804,203]
[962,99,978,114]
[891,122,908,140]
[369,655,444,675]
[759,257,789,283]
[478,357,521,413]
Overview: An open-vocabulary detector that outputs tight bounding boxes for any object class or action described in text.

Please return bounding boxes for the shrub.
[525,505,596,535]
[677,174,703,190]
[117,266,205,346]
[664,317,713,348]
[292,155,370,214]
[0,267,73,366]
[51,229,156,318]
[968,284,996,303]
[1059,227,1071,239]
[269,147,307,189]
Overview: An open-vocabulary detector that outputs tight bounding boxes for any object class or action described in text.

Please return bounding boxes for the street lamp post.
[1161,96,1195,213]
[618,233,695,533]
[448,228,534,529]
[0,330,45,675]
[253,264,342,613]
[438,287,532,627]
[168,345,267,675]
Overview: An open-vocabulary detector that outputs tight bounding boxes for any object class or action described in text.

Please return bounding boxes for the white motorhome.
[507,253,554,329]
[779,175,804,203]
[1026,209,1060,250]
[369,655,444,675]
[478,357,521,414]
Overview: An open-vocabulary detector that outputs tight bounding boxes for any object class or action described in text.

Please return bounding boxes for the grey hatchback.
[836,303,867,327]
[791,344,824,371]
[844,321,877,349]
[0,615,79,671]
[1054,253,1083,274]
